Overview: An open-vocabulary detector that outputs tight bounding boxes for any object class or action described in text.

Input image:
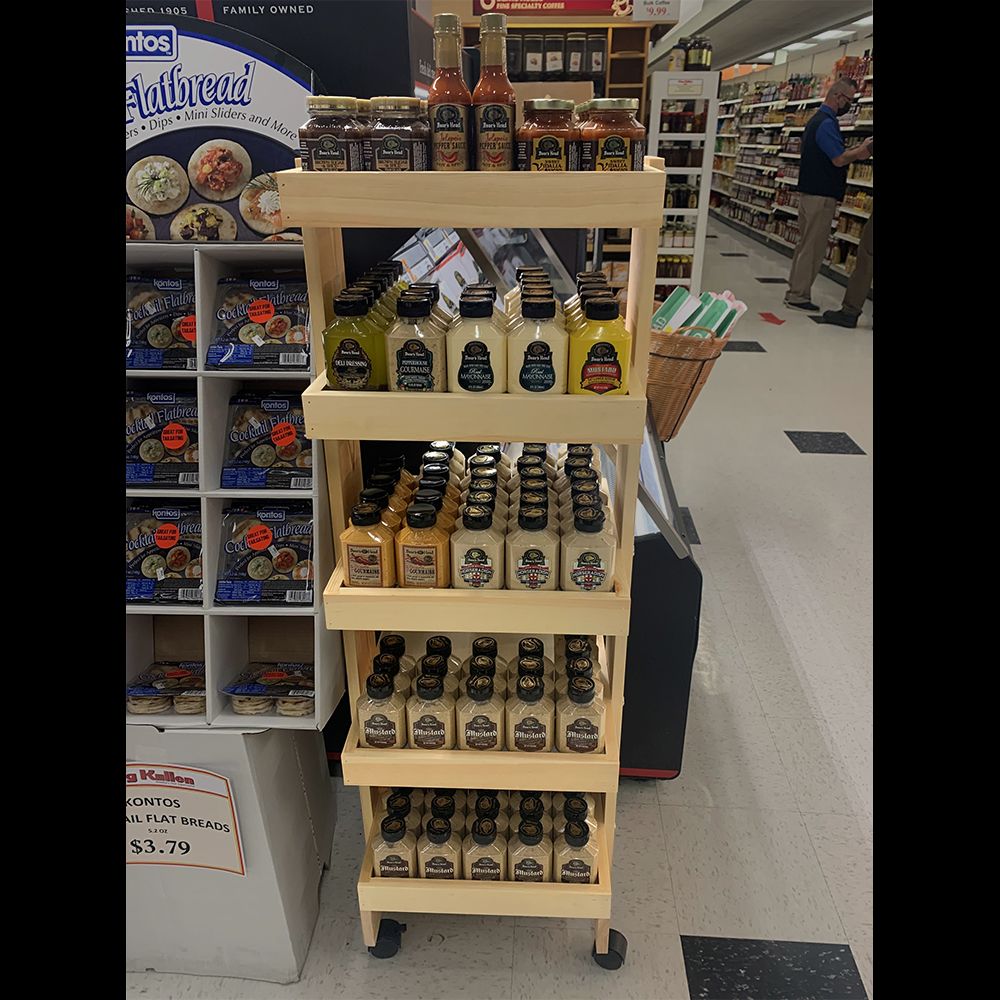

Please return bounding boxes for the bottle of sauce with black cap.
[459,487,507,524]
[373,815,417,878]
[423,788,467,813]
[374,651,411,698]
[425,634,462,675]
[457,674,505,750]
[506,674,554,752]
[561,506,616,593]
[396,502,450,587]
[555,819,599,883]
[507,296,568,394]
[509,819,552,881]
[518,636,555,677]
[380,633,416,675]
[569,296,631,396]
[508,453,552,492]
[509,477,551,512]
[472,794,509,837]
[415,484,458,525]
[474,13,516,171]
[466,469,508,503]
[429,793,466,837]
[559,493,605,533]
[451,503,505,590]
[460,454,501,491]
[387,295,447,392]
[357,672,407,748]
[477,443,512,476]
[556,655,605,699]
[464,816,507,880]
[340,502,396,588]
[510,789,553,815]
[383,790,423,837]
[407,283,452,331]
[358,488,401,533]
[516,655,552,687]
[556,676,605,753]
[421,451,461,488]
[448,296,506,393]
[508,491,553,537]
[407,673,456,749]
[507,507,560,591]
[417,817,462,878]
[429,13,472,171]
[555,794,598,837]
[324,294,387,390]
[368,472,409,513]
[468,655,508,697]
[560,634,593,665]
[380,453,419,489]
[431,440,465,477]
[419,654,458,698]
[462,636,509,677]
[518,794,553,836]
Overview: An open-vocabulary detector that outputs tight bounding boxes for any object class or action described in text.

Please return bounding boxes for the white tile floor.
[126,221,873,999]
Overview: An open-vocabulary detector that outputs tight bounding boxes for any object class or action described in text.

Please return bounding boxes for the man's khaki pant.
[842,212,873,316]
[786,194,837,305]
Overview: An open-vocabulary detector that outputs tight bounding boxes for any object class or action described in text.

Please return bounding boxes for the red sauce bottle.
[473,13,517,172]
[429,13,473,172]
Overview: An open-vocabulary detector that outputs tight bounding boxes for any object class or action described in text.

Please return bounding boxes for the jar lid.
[350,502,381,527]
[371,96,422,112]
[564,819,590,848]
[430,440,454,455]
[344,285,375,307]
[372,652,400,678]
[477,444,503,460]
[467,674,494,702]
[584,297,619,320]
[568,444,594,458]
[579,285,612,301]
[517,655,545,679]
[460,297,492,318]
[420,653,448,678]
[519,477,548,494]
[467,489,497,509]
[523,443,548,457]
[517,819,544,846]
[422,461,452,479]
[359,487,389,510]
[463,503,494,531]
[404,501,437,529]
[431,794,456,820]
[525,98,575,112]
[516,454,545,474]
[522,297,556,319]
[571,479,600,498]
[517,506,548,531]
[333,294,368,317]
[524,32,544,41]
[409,282,441,302]
[566,634,593,657]
[472,636,499,658]
[519,491,549,509]
[567,656,594,679]
[470,469,499,487]
[516,674,544,703]
[563,456,592,473]
[519,637,545,658]
[426,816,452,844]
[591,98,640,111]
[469,654,497,677]
[422,450,450,466]
[414,673,444,700]
[466,282,497,299]
[427,635,453,658]
[366,672,394,700]
[396,295,432,318]
[469,454,498,471]
[571,494,601,514]
[520,795,546,821]
[574,507,606,533]
[472,816,498,845]
[380,633,406,657]
[564,795,589,820]
[379,259,404,276]
[475,795,500,820]
[308,95,358,113]
[480,12,508,32]
[570,466,600,484]
[516,266,548,280]
[385,792,412,817]
[413,488,444,510]
[568,675,597,704]
[368,471,398,490]
[433,11,461,32]
[380,815,407,843]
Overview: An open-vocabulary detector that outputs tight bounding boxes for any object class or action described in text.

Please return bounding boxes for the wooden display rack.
[277,158,665,965]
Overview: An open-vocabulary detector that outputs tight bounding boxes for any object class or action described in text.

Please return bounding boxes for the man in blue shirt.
[785,79,874,311]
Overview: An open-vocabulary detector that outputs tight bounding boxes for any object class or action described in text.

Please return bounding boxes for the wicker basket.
[647,326,730,441]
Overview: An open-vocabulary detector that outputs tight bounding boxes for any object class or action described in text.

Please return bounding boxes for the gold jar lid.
[480,12,508,32]
[308,95,358,113]
[591,98,640,112]
[433,12,461,32]
[371,96,423,113]
[525,99,575,112]
[357,98,372,114]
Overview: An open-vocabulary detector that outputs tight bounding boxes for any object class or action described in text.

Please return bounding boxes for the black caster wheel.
[368,918,406,959]
[592,929,628,970]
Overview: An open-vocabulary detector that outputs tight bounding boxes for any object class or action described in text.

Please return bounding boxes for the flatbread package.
[222,662,315,717]
[215,502,314,605]
[206,275,310,370]
[126,390,199,487]
[126,274,197,371]
[221,393,312,490]
[127,661,207,715]
[126,501,203,604]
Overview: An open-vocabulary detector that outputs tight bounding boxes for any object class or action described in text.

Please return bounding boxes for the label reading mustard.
[560,858,592,883]
[514,857,545,882]
[565,718,601,752]
[470,857,501,880]
[513,715,547,751]
[413,713,447,749]
[579,342,623,394]
[423,856,455,879]
[379,854,410,877]
[363,713,398,748]
[464,713,499,749]
[476,104,514,171]
[431,103,469,171]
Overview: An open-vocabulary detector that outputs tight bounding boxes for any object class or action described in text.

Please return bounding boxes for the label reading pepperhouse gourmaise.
[514,857,545,882]
[395,339,435,390]
[331,338,372,389]
[579,342,623,394]
[346,544,383,586]
[431,103,469,171]
[570,551,607,590]
[412,713,446,749]
[581,133,646,172]
[476,103,514,171]
[457,341,494,391]
[518,340,557,391]
[465,713,499,749]
[402,545,438,586]
[513,715,547,751]
[459,547,494,587]
[560,858,592,883]
[515,547,551,588]
[379,854,410,877]
[363,712,398,748]
[470,857,501,880]
[565,717,601,752]
[423,855,456,879]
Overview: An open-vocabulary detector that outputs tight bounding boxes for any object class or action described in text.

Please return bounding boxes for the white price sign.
[633,0,680,21]
[126,763,245,876]
[667,78,706,97]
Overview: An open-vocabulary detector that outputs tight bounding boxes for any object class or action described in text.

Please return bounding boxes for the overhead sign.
[126,763,246,876]
[632,0,680,20]
[473,1,635,16]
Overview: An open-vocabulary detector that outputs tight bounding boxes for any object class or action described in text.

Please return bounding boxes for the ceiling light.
[852,15,874,26]
[756,51,775,60]
[813,29,854,40]
[782,42,817,51]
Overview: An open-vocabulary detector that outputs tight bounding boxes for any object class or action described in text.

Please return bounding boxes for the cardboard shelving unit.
[277,159,664,963]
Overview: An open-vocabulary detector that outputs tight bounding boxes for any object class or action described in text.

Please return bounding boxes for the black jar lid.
[372,652,400,678]
[460,297,493,318]
[567,656,594,678]
[584,297,620,321]
[523,443,548,457]
[409,282,440,302]
[470,467,500,487]
[519,637,545,658]
[385,792,412,816]
[366,672,394,699]
[517,506,548,531]
[521,297,558,321]
[519,795,545,821]
[471,817,498,845]
[475,795,501,819]
[417,477,449,495]
[414,673,444,700]
[425,816,452,844]
[380,815,407,843]
[344,285,376,308]
[563,456,592,473]
[466,490,497,509]
[476,444,503,461]
[426,635,453,658]
[564,795,589,821]
[430,440,454,456]
[359,487,389,511]
[469,654,497,677]
[467,674,494,702]
[516,454,545,475]
[519,491,549,509]
[350,502,382,527]
[430,794,456,820]
[516,674,544,703]
[422,461,452,480]
[333,294,369,317]
[462,504,494,531]
[517,819,544,846]
[517,656,545,679]
[369,471,399,490]
[564,819,590,848]
[568,676,597,705]
[380,633,406,657]
[404,502,437,529]
[468,454,498,471]
[396,294,432,318]
[422,449,450,465]
[569,467,599,484]
[574,507,606,533]
[519,477,549,494]
[472,636,499,659]
[420,654,448,679]
[413,488,444,510]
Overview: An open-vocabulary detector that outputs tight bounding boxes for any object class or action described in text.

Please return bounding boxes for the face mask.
[835,97,853,117]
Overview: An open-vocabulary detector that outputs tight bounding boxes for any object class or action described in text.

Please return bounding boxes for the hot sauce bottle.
[429,13,473,171]
[473,13,516,172]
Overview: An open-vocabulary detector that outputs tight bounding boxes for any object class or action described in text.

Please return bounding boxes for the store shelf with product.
[276,156,664,963]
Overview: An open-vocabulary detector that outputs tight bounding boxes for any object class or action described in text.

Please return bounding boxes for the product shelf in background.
[833,231,863,245]
[847,178,873,188]
[662,207,700,215]
[657,132,706,140]
[838,205,871,219]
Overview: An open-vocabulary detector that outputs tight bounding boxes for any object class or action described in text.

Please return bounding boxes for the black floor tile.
[755,277,789,284]
[678,507,701,544]
[705,234,719,239]
[720,252,748,257]
[724,340,766,353]
[785,431,866,455]
[681,936,868,1000]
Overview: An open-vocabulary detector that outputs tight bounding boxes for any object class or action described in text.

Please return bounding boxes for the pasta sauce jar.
[516,100,580,171]
[580,98,647,172]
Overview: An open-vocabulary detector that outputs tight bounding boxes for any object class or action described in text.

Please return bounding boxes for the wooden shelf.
[277,166,666,229]
[323,565,631,636]
[302,372,646,444]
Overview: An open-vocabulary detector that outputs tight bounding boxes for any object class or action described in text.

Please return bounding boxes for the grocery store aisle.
[125,221,872,1000]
